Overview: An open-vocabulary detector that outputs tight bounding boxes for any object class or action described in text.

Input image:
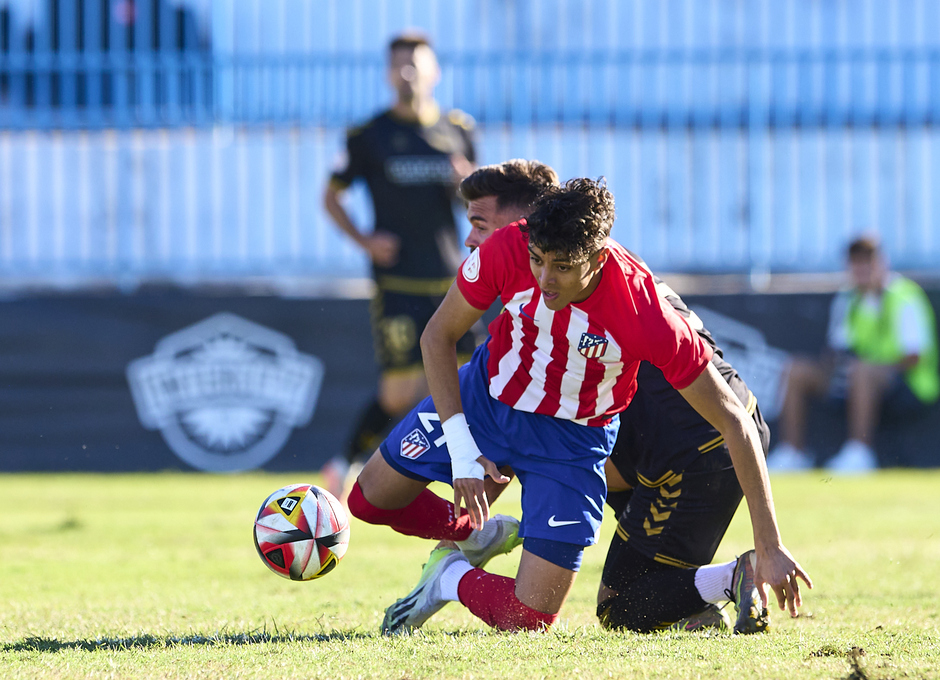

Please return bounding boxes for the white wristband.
[440,413,485,481]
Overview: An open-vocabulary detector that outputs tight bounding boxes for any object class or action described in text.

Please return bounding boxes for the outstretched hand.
[755,545,814,617]
[453,455,510,530]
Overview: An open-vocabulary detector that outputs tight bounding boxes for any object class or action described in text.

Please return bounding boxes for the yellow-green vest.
[846,276,939,404]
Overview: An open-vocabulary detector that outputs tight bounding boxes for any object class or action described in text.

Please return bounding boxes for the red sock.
[457,569,560,631]
[346,481,473,541]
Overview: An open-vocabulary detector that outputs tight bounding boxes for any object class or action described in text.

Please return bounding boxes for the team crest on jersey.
[578,332,609,359]
[400,429,431,459]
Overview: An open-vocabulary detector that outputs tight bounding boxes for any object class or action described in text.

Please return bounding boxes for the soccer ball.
[253,483,350,581]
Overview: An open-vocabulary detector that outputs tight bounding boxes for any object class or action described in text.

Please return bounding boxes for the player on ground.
[348,177,810,632]
[403,159,807,634]
[596,276,780,634]
[321,32,478,499]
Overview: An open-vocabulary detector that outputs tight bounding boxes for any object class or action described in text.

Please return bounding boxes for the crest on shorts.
[400,428,431,459]
[578,332,609,359]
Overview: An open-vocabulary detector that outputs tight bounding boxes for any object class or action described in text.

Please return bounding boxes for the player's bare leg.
[514,549,578,614]
[845,360,894,445]
[604,458,631,493]
[767,357,830,470]
[777,358,829,451]
[355,448,429,509]
[827,360,893,472]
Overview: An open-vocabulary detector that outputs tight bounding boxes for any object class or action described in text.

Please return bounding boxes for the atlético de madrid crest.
[578,332,609,359]
[127,313,324,472]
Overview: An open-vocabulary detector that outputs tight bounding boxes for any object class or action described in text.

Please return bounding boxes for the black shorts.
[603,448,744,592]
[606,386,770,573]
[370,289,479,372]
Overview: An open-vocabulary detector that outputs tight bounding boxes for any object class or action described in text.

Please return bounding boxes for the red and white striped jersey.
[456,222,712,426]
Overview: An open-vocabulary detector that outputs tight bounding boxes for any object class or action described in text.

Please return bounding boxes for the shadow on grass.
[4,630,371,653]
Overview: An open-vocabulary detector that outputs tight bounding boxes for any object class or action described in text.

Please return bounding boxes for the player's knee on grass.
[597,539,708,633]
[597,592,657,632]
[597,536,685,632]
[596,577,707,634]
[595,594,689,634]
[596,539,669,633]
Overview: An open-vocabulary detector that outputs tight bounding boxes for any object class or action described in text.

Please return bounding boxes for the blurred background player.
[421,159,798,634]
[767,236,939,474]
[321,32,479,498]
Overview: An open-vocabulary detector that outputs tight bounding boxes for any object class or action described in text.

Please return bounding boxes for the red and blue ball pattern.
[253,483,350,581]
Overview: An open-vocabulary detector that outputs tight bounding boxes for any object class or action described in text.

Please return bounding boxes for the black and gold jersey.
[610,251,763,483]
[330,107,476,290]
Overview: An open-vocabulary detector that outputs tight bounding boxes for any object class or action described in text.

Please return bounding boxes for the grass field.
[1,471,938,679]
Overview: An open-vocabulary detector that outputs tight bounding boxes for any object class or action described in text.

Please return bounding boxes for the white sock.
[455,517,496,551]
[694,560,736,604]
[439,560,475,602]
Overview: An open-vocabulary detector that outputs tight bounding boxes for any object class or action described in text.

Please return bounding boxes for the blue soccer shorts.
[379,344,619,547]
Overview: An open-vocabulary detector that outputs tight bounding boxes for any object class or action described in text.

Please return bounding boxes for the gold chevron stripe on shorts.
[636,470,682,488]
[652,553,700,569]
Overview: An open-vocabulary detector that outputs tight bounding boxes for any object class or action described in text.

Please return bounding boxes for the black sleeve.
[329,126,368,188]
[461,122,477,165]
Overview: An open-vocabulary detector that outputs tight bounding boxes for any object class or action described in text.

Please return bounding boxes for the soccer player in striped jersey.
[348,177,810,633]
[449,159,805,634]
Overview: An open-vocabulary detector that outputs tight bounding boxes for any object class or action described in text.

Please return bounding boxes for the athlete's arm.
[322,182,399,267]
[678,362,813,616]
[421,283,510,529]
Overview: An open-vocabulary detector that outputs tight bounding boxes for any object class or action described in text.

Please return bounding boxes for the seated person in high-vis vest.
[767,236,938,474]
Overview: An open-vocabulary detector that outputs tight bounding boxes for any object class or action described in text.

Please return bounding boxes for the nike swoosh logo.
[548,515,580,527]
[518,303,536,321]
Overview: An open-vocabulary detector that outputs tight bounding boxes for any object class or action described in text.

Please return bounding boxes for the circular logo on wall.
[126,312,324,472]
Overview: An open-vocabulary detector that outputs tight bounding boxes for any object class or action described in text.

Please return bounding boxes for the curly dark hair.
[523,177,615,263]
[458,159,559,212]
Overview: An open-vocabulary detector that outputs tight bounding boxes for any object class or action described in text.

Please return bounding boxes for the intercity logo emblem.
[578,332,609,359]
[127,313,324,472]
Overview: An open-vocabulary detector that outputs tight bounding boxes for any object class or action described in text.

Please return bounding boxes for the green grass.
[1,471,938,679]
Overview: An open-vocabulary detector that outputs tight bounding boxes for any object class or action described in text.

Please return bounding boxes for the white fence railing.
[3,0,940,287]
[3,124,940,289]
